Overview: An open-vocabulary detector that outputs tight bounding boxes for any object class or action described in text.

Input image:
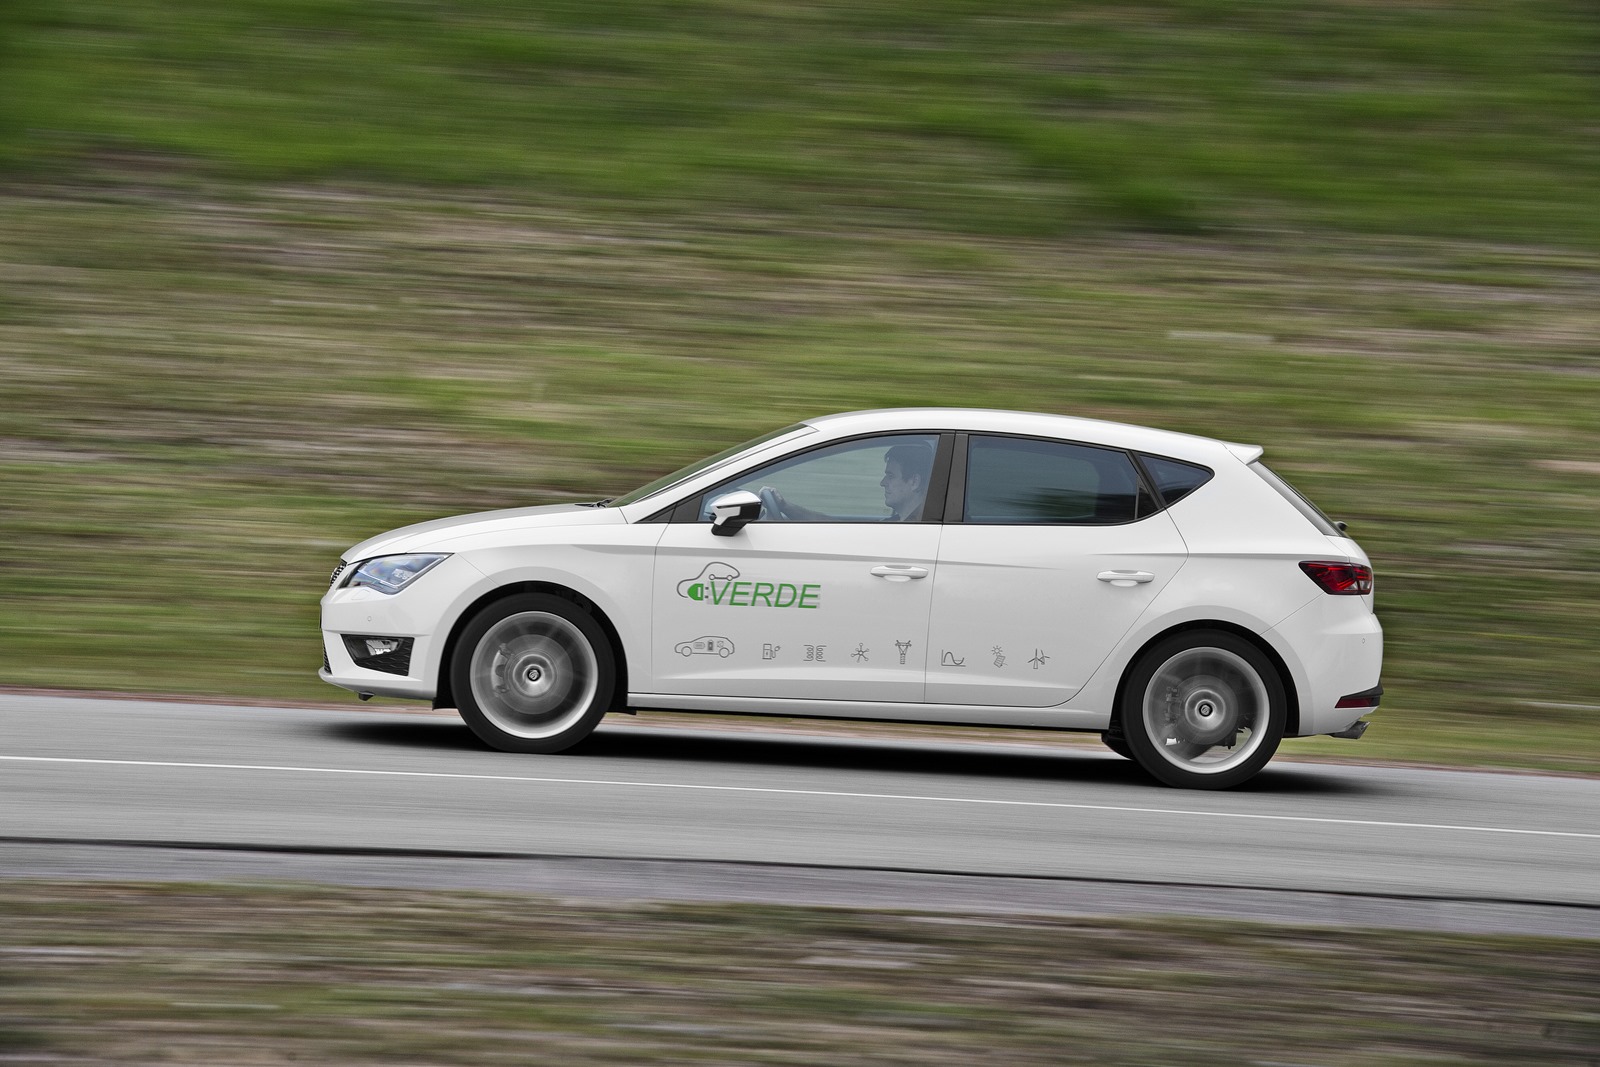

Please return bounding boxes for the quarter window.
[964,436,1146,524]
[1139,454,1214,507]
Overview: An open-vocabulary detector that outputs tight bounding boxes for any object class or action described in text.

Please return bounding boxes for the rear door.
[925,433,1187,707]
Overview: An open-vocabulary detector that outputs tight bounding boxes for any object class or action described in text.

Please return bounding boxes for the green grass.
[0,1,1597,771]
[0,184,1596,771]
[2,881,1596,1064]
[2,1,1598,245]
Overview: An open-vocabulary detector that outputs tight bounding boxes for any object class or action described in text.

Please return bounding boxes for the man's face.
[881,459,920,514]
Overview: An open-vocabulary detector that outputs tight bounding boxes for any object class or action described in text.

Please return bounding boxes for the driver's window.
[700,434,940,523]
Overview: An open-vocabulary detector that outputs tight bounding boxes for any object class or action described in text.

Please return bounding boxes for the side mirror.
[710,490,762,537]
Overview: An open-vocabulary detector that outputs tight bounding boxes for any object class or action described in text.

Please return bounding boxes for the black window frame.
[1131,452,1215,510]
[947,432,1163,527]
[650,431,958,525]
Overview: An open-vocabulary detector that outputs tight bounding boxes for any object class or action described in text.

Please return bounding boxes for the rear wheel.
[451,594,616,753]
[1119,629,1285,789]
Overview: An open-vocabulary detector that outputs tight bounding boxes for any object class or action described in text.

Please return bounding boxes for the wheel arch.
[1110,619,1300,738]
[433,581,629,713]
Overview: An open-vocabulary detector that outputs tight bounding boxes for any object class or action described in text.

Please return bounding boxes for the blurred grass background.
[0,0,1596,770]
[5,882,1597,1064]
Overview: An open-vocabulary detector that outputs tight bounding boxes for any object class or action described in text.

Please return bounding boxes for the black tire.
[1118,629,1286,789]
[450,593,616,754]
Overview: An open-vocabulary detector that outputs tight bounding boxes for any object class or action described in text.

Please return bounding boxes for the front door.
[650,433,944,702]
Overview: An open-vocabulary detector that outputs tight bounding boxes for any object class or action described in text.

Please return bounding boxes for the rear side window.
[1249,461,1342,536]
[1139,454,1214,506]
[964,436,1145,524]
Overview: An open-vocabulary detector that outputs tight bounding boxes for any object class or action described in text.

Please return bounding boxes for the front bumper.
[318,555,480,701]
[319,631,435,700]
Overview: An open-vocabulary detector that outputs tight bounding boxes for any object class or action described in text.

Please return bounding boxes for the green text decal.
[676,563,820,609]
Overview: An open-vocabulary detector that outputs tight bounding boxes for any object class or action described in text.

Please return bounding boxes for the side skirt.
[625,693,1110,731]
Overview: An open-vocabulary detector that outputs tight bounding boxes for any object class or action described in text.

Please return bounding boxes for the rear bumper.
[1329,718,1371,740]
[1266,596,1384,736]
[1335,683,1384,710]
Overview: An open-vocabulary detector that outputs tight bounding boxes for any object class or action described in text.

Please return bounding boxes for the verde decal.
[676,562,821,609]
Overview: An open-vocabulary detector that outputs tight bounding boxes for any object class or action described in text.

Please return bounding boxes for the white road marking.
[2,754,1596,841]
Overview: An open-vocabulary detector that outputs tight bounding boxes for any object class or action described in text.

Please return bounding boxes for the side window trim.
[919,433,957,524]
[1130,454,1162,519]
[664,430,956,524]
[942,432,969,523]
[953,431,1158,527]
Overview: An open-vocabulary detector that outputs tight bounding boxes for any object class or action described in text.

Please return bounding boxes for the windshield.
[610,423,815,507]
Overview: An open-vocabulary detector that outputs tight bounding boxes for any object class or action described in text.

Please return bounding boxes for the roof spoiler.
[1225,441,1264,464]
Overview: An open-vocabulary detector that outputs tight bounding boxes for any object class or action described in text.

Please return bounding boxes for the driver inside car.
[759,441,934,523]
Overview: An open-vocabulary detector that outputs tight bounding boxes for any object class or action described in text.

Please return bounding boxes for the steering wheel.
[758,486,783,521]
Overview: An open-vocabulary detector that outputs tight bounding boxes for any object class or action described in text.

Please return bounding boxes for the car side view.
[320,409,1382,789]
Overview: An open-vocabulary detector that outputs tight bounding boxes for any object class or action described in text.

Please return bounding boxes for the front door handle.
[871,565,929,582]
[1098,570,1155,586]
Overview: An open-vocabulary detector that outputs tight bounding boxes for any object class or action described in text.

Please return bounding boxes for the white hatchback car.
[321,409,1382,788]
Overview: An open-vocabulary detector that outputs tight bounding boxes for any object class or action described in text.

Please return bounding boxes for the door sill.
[625,693,1107,730]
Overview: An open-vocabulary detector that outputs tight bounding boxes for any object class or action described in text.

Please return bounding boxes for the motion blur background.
[1,0,1596,770]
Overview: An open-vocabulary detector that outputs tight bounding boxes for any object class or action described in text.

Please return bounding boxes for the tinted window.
[701,433,941,523]
[1140,454,1214,506]
[964,436,1143,524]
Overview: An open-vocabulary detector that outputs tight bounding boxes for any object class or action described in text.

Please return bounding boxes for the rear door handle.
[871,565,929,582]
[1098,570,1155,586]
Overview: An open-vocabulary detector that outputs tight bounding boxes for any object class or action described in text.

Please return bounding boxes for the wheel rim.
[469,612,598,739]
[1141,647,1270,775]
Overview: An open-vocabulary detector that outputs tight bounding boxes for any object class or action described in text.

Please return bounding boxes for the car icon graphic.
[676,636,734,658]
[677,562,740,602]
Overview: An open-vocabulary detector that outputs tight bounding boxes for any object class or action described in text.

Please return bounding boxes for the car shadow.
[583,725,1145,786]
[321,717,1380,796]
[323,718,485,752]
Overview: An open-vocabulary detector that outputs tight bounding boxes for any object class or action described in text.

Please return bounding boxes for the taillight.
[1299,560,1373,595]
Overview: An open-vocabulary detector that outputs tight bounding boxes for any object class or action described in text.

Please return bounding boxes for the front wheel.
[1118,630,1286,789]
[451,594,616,754]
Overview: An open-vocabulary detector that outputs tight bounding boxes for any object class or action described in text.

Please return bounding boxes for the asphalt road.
[3,693,1597,937]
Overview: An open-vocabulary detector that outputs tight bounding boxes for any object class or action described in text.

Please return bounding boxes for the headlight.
[346,554,450,595]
